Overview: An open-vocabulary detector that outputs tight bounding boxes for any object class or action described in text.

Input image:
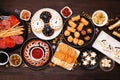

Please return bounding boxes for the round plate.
[31,8,63,40]
[78,48,99,70]
[62,15,95,48]
[21,38,52,70]
[0,9,28,52]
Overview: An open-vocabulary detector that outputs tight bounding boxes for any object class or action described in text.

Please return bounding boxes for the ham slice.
[1,20,11,30]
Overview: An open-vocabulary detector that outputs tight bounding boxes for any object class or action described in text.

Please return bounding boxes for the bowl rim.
[0,51,9,65]
[9,53,22,67]
[92,10,108,27]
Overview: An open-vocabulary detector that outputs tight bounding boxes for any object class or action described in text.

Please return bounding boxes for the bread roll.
[80,17,89,26]
[71,15,80,21]
[77,23,84,31]
[68,19,77,28]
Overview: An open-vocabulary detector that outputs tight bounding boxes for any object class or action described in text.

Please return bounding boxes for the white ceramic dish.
[92,31,120,64]
[51,42,80,70]
[9,54,22,67]
[92,10,108,27]
[20,9,31,21]
[31,8,63,40]
[60,6,72,18]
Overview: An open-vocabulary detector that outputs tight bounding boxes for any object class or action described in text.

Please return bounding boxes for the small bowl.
[92,10,108,27]
[9,54,22,67]
[20,9,31,21]
[0,51,9,65]
[99,56,115,72]
[60,6,72,18]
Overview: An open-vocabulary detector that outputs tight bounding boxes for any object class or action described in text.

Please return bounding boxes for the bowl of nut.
[9,54,22,67]
[99,56,115,72]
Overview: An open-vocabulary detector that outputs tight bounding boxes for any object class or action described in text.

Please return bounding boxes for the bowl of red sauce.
[60,6,72,18]
[30,47,44,61]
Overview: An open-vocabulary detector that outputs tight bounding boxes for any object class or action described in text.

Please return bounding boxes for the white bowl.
[92,10,108,27]
[0,51,9,65]
[9,54,22,67]
[20,9,31,21]
[60,6,73,18]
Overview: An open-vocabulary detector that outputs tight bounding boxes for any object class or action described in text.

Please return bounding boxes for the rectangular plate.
[92,31,120,64]
[51,42,80,70]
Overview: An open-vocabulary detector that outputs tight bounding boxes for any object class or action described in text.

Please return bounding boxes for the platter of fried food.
[63,15,95,48]
[51,42,80,70]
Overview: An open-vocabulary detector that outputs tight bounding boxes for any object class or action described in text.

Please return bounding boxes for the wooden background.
[0,0,120,80]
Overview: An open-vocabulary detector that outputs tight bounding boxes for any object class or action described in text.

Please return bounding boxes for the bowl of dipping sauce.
[0,51,9,65]
[20,9,31,21]
[30,47,44,61]
[92,10,108,27]
[60,6,72,18]
[9,54,22,67]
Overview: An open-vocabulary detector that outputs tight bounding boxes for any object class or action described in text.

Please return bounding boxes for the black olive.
[42,24,54,36]
[0,53,8,63]
[40,11,52,23]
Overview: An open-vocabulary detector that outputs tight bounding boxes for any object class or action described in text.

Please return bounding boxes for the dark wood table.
[0,0,120,80]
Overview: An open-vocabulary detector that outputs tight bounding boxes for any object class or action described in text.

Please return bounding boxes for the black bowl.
[20,38,52,70]
[62,15,95,48]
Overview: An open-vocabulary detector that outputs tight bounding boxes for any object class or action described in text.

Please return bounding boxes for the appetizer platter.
[63,15,95,48]
[0,5,119,73]
[21,38,52,70]
[31,8,63,40]
[51,42,80,70]
[79,48,99,70]
[92,31,120,64]
[0,10,28,52]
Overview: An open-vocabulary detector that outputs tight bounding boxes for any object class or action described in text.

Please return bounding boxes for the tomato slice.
[8,15,20,27]
[4,37,16,48]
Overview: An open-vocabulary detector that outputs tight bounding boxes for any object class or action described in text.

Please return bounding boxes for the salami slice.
[8,15,20,27]
[0,20,4,30]
[1,20,11,30]
[0,39,7,49]
[10,35,24,44]
[4,37,16,48]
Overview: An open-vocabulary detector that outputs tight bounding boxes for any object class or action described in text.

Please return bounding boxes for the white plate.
[51,42,80,70]
[31,8,63,40]
[92,31,120,64]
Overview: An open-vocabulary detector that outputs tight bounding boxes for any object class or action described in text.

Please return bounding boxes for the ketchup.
[62,7,71,17]
[32,48,43,59]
